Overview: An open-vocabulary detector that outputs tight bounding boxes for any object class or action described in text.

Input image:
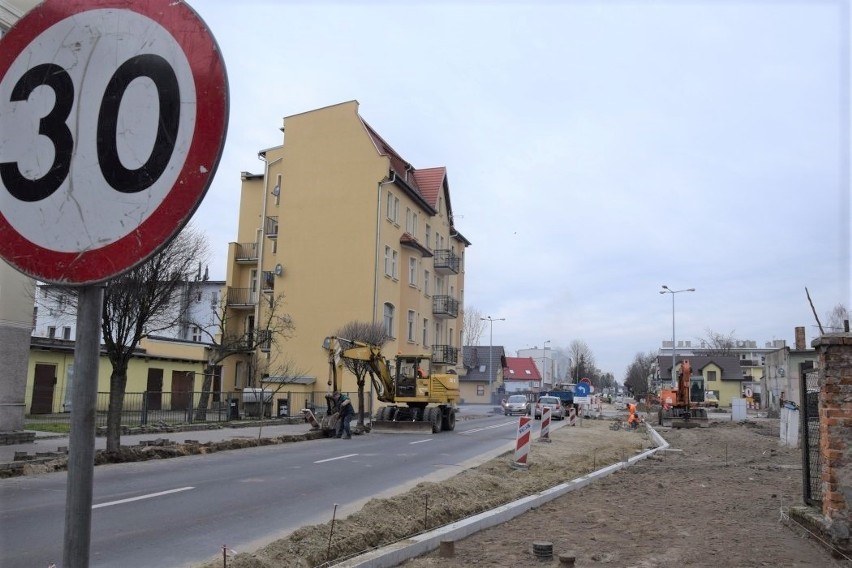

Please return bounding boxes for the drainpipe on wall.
[373,171,396,323]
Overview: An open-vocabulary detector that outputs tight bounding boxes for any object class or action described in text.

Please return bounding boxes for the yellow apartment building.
[221,101,470,405]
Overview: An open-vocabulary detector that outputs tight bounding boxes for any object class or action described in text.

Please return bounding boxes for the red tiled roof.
[412,167,445,211]
[504,357,542,382]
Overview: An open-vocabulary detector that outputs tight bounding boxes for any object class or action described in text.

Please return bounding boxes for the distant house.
[461,345,506,404]
[656,355,743,407]
[503,357,541,393]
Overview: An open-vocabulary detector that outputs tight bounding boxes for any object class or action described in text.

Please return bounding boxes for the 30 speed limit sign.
[0,0,228,284]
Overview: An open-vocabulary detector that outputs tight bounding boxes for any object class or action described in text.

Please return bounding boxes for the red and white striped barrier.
[513,416,532,467]
[568,406,577,426]
[538,406,551,442]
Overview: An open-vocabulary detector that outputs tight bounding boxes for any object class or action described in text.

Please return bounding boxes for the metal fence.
[23,389,358,430]
[800,365,822,506]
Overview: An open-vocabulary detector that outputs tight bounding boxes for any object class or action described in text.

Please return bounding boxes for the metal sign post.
[0,1,228,565]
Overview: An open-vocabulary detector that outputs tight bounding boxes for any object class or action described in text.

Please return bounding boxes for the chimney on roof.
[795,327,806,350]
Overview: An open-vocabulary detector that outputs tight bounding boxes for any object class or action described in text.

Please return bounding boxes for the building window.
[423,318,429,346]
[425,224,431,249]
[386,191,399,223]
[407,310,416,342]
[423,270,430,296]
[274,174,281,206]
[405,207,412,232]
[235,361,243,389]
[707,370,717,382]
[191,326,202,342]
[48,326,56,339]
[62,326,71,340]
[383,303,395,338]
[196,290,202,302]
[384,246,392,276]
[477,385,484,396]
[409,257,417,287]
[391,250,398,279]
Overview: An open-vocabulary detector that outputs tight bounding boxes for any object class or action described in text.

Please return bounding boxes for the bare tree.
[100,226,209,452]
[463,306,486,346]
[825,303,849,332]
[699,329,737,356]
[624,351,656,396]
[567,340,595,383]
[332,321,388,428]
[192,292,296,421]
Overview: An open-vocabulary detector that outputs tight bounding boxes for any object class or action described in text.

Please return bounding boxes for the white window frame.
[425,224,431,249]
[423,318,429,347]
[407,310,416,342]
[383,303,395,338]
[424,269,430,296]
[384,246,392,277]
[409,257,418,287]
[391,249,399,279]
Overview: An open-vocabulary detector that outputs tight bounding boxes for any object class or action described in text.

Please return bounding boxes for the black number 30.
[1,55,180,202]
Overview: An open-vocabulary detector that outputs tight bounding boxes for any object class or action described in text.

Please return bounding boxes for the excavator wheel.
[441,407,456,431]
[426,407,442,433]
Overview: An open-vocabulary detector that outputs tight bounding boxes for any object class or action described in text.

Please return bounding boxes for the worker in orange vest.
[626,401,638,430]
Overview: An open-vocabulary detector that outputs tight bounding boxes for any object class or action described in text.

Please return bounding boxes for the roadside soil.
[404,419,849,568]
[199,416,845,568]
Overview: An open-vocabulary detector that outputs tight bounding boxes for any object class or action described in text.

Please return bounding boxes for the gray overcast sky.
[189,1,849,380]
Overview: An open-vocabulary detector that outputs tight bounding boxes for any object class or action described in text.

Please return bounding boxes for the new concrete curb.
[333,424,670,568]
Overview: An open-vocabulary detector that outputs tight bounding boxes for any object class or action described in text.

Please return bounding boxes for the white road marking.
[459,421,517,435]
[409,439,433,445]
[315,453,359,463]
[92,487,194,509]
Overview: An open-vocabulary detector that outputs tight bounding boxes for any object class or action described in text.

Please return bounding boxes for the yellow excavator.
[321,336,461,433]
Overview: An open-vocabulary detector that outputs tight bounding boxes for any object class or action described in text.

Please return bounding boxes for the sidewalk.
[0,421,317,472]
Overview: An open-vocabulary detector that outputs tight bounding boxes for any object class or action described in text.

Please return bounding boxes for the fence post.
[141,391,148,426]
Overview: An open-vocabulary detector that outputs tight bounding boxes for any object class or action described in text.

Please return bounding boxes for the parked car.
[533,396,565,420]
[704,391,720,408]
[504,394,530,416]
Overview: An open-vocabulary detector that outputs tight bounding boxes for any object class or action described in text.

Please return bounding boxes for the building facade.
[222,101,469,401]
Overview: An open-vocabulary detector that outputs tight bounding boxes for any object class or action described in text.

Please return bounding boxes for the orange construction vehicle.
[658,359,709,428]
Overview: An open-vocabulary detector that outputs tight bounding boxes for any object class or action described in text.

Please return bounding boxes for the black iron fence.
[800,364,821,506]
[23,390,347,430]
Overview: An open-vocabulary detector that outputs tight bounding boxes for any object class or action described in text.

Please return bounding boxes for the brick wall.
[812,334,852,555]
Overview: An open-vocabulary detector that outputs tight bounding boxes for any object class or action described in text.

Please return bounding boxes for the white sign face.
[0,10,195,251]
[0,0,228,284]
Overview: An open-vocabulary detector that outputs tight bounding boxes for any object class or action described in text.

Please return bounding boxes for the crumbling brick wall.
[813,334,852,556]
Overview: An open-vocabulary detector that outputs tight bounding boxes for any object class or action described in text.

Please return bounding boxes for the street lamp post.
[659,285,695,388]
[541,340,551,390]
[480,316,505,404]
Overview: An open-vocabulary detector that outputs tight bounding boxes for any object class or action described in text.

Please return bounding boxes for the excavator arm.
[324,336,396,402]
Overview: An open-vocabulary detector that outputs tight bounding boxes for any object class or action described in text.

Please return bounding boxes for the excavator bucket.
[667,407,709,429]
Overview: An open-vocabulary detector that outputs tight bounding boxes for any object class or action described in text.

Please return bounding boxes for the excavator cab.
[396,356,431,397]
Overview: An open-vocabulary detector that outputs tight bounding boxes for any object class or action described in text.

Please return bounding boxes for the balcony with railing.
[432,295,459,319]
[433,249,460,275]
[431,345,458,365]
[234,242,258,263]
[265,216,278,239]
[226,287,257,308]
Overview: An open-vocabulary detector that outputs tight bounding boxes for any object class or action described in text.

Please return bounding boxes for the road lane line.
[459,421,517,435]
[93,487,194,509]
[315,453,358,463]
[409,439,433,445]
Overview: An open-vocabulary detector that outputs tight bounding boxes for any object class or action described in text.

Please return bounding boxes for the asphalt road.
[0,412,534,568]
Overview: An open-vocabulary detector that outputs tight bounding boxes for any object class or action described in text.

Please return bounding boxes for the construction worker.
[626,401,638,430]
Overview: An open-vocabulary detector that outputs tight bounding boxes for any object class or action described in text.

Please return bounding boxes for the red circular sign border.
[0,0,228,284]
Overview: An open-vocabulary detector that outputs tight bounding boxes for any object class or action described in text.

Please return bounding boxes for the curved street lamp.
[660,285,695,389]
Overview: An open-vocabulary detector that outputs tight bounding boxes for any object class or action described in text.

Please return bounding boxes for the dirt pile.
[201,420,653,568]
